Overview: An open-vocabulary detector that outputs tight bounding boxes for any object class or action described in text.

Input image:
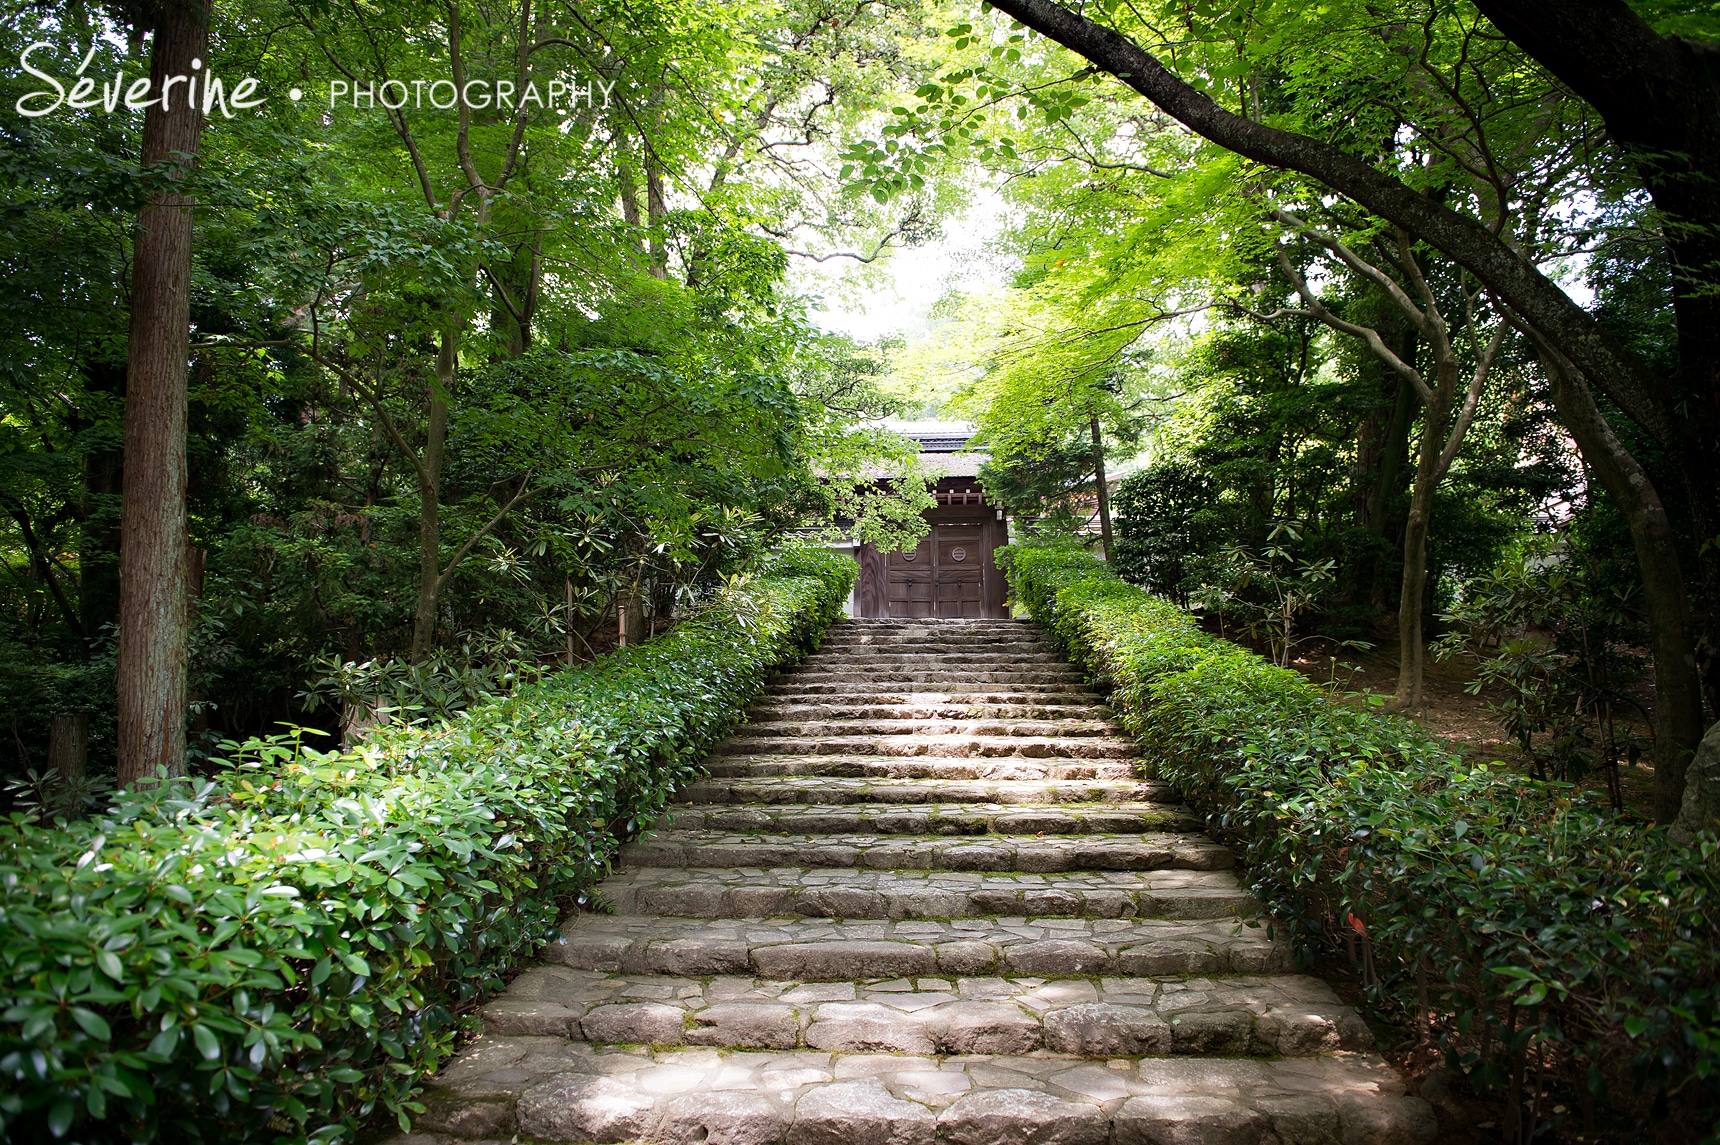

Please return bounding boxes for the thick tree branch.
[1272,209,1427,333]
[482,264,528,325]
[1436,322,1507,477]
[1469,0,1720,163]
[448,2,486,194]
[982,0,1675,448]
[493,0,534,191]
[433,475,540,594]
[1393,228,1460,370]
[1503,304,1707,820]
[2,501,84,637]
[1273,247,1433,403]
[307,347,433,490]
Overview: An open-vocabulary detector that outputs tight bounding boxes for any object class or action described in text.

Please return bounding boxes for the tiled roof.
[879,419,977,451]
[922,452,987,478]
[844,419,988,480]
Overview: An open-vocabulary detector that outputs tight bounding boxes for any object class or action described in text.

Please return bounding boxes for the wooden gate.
[860,517,1007,618]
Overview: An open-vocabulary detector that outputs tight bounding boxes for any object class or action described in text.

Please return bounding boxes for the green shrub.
[0,555,855,1143]
[1110,459,1220,606]
[1001,538,1719,1138]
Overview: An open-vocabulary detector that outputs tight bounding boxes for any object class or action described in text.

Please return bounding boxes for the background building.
[851,421,1010,619]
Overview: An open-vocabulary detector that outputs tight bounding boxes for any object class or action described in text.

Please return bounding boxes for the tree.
[1257,218,1506,711]
[949,292,1151,548]
[1525,332,1704,819]
[0,0,955,783]
[844,1,1573,714]
[116,0,212,786]
[1470,0,1720,713]
[974,0,1677,494]
[970,0,1711,819]
[255,0,947,659]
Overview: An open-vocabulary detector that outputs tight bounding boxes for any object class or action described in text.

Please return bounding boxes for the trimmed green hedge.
[0,546,856,1143]
[1002,539,1719,1136]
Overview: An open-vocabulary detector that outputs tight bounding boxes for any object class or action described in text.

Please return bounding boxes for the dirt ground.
[1286,639,1661,821]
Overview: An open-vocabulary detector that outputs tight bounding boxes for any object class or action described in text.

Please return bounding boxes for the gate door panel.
[882,536,934,617]
[934,525,985,618]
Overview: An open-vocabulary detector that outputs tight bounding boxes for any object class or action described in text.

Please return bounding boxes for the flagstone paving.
[393,617,1438,1145]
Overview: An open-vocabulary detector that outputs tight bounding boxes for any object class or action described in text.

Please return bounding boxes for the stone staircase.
[401,618,1437,1145]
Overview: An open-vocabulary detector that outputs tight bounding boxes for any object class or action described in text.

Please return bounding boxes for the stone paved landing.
[397,617,1436,1144]
[408,1046,1433,1143]
[480,969,1373,1057]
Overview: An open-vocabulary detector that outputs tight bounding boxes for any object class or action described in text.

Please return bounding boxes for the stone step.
[620,831,1233,873]
[739,718,1121,740]
[540,914,1289,979]
[479,966,1371,1058]
[702,755,1140,781]
[788,658,1082,672]
[678,776,1168,806]
[805,639,1060,651]
[655,802,1198,837]
[749,700,1111,721]
[407,1043,1436,1145]
[827,619,1036,629]
[799,652,1070,667]
[807,635,1048,647]
[781,669,1088,686]
[434,1042,1438,1145]
[717,734,1139,759]
[818,625,1045,632]
[764,681,1099,698]
[597,867,1256,921]
[814,641,1060,655]
[398,615,1441,1145]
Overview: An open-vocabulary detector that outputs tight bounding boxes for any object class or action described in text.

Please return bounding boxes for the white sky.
[799,189,1015,344]
[792,185,1599,346]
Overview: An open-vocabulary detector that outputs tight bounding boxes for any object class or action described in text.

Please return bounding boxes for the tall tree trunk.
[488,245,540,357]
[1670,268,1720,720]
[618,592,645,646]
[1366,372,1419,614]
[617,554,646,647]
[617,134,643,230]
[645,152,668,280]
[643,85,669,280]
[1535,343,1706,823]
[1089,414,1113,558]
[1348,296,1407,539]
[1393,393,1450,711]
[1270,240,1496,713]
[1364,345,1420,537]
[78,359,126,640]
[409,328,455,661]
[49,713,90,784]
[116,0,211,787]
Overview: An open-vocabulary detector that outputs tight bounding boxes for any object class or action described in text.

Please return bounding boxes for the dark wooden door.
[882,535,934,617]
[934,525,985,618]
[859,513,1007,618]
